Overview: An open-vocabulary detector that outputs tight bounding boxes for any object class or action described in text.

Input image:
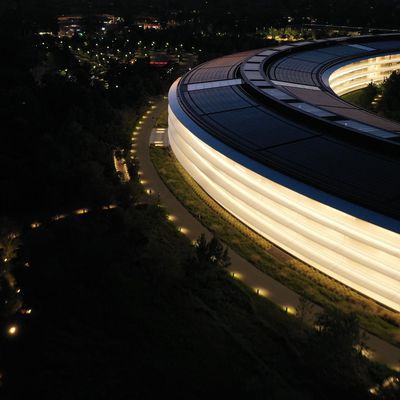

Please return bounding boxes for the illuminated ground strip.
[168,81,400,312]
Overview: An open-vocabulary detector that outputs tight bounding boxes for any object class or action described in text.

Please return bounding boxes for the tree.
[360,82,378,110]
[0,218,22,317]
[303,309,370,397]
[185,234,231,276]
[313,309,365,354]
[378,71,400,122]
[0,218,20,263]
[195,234,230,270]
[296,296,314,324]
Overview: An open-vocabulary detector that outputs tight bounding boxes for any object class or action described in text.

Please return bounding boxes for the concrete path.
[135,96,400,371]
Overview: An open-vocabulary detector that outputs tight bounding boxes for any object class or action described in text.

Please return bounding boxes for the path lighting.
[7,325,18,337]
[283,305,296,315]
[74,208,89,215]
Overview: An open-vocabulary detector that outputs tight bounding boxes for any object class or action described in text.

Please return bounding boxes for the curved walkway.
[135,96,400,371]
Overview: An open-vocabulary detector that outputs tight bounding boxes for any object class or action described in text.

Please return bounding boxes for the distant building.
[57,14,123,37]
[58,16,84,37]
[134,16,162,30]
[149,52,172,67]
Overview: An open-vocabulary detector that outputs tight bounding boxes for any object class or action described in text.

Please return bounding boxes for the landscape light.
[7,325,18,337]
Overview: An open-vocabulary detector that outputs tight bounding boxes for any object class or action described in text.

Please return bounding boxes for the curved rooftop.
[177,35,400,224]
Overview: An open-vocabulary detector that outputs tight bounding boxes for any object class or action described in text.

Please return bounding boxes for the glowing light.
[103,204,117,210]
[283,305,297,315]
[360,347,373,359]
[369,387,378,395]
[30,222,41,229]
[254,287,270,297]
[52,214,66,221]
[258,288,270,297]
[74,208,89,215]
[231,271,243,280]
[7,325,18,337]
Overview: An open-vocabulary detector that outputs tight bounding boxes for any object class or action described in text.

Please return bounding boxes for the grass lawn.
[150,146,400,346]
[342,88,371,106]
[155,109,168,128]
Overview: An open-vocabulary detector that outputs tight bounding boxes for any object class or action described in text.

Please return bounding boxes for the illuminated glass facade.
[168,36,400,312]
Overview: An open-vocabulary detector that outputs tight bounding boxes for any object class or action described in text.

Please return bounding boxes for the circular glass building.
[168,35,400,312]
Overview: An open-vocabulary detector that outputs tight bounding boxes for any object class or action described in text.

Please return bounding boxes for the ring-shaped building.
[168,34,400,312]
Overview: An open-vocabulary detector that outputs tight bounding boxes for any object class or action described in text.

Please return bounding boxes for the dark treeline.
[3,0,400,29]
[2,207,396,399]
[0,7,162,221]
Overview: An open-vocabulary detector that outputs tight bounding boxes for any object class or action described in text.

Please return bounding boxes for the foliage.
[343,72,400,124]
[0,218,22,317]
[303,309,371,398]
[377,71,400,122]
[0,10,162,221]
[1,209,393,398]
[194,234,230,270]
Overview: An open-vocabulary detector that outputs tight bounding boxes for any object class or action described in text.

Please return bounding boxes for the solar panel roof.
[177,35,400,220]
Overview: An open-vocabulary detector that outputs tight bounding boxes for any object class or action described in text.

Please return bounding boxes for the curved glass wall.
[329,53,400,96]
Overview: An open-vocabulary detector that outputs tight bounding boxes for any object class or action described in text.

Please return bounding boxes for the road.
[135,96,400,371]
